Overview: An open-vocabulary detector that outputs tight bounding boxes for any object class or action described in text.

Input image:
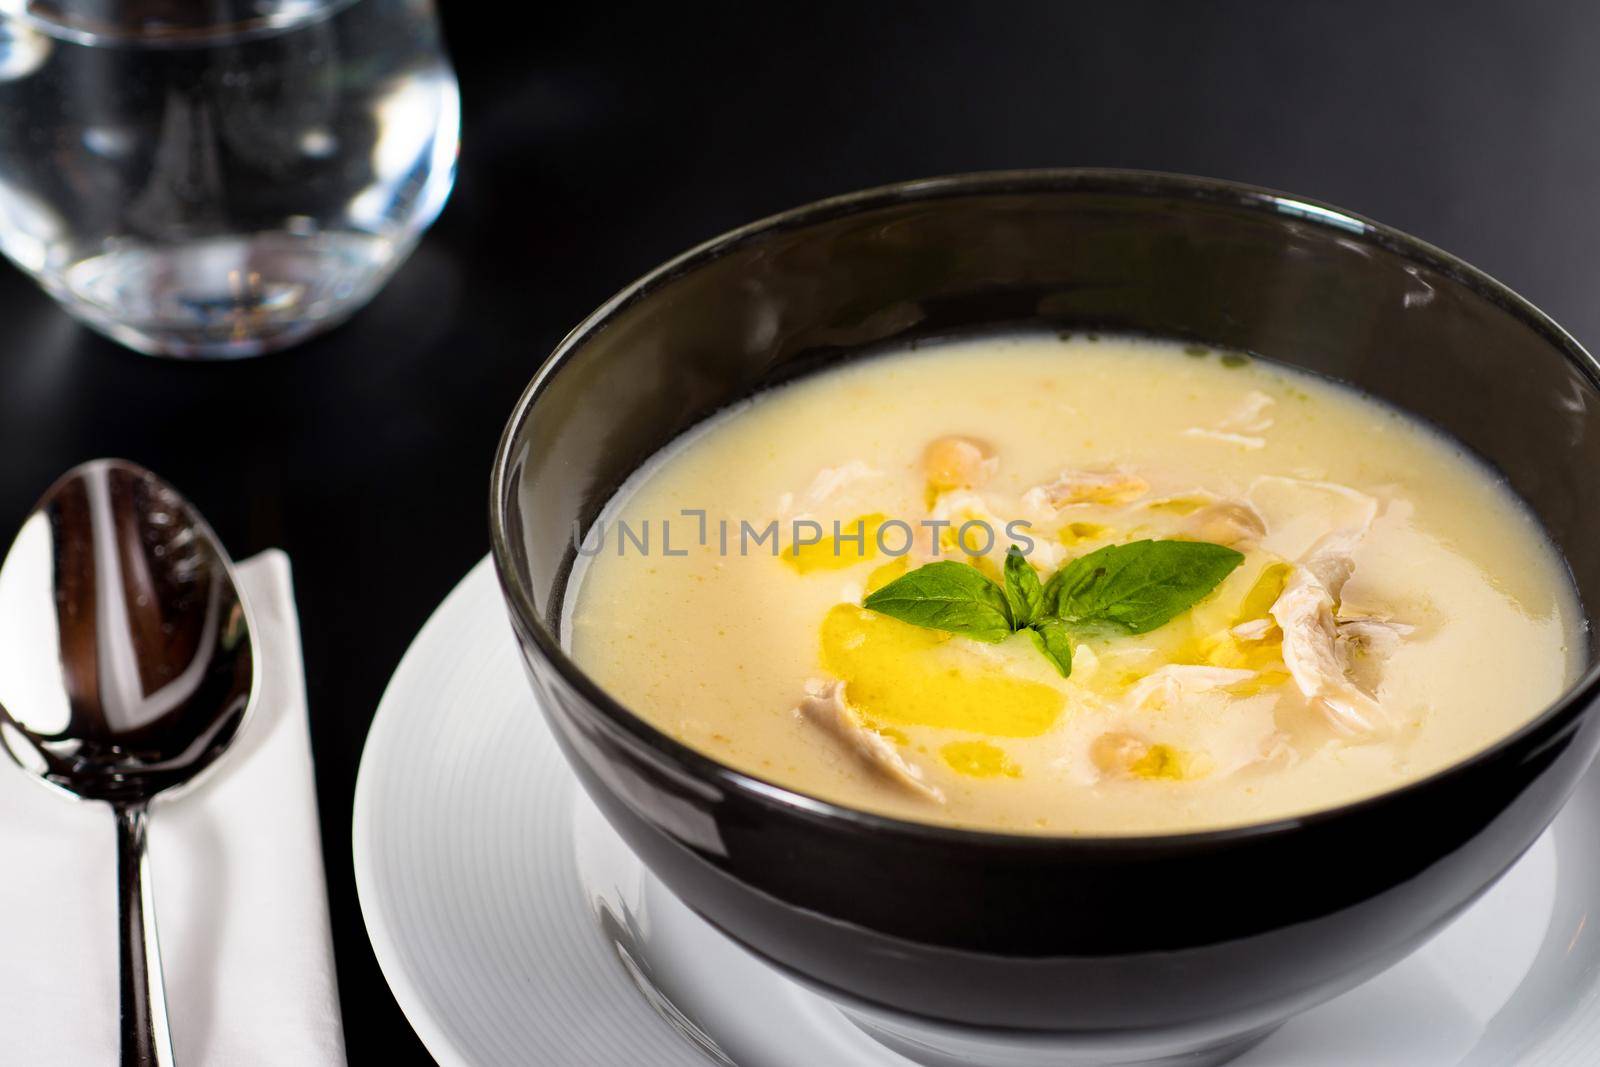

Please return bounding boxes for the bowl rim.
[489,167,1600,851]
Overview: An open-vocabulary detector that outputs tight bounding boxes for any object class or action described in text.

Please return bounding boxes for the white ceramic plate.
[353,559,1600,1066]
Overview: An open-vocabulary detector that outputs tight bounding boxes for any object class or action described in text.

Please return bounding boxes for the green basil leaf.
[862,560,1015,642]
[1002,545,1044,627]
[1043,539,1244,634]
[1026,618,1074,677]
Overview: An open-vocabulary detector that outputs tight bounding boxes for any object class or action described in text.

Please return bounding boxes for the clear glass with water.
[0,0,459,357]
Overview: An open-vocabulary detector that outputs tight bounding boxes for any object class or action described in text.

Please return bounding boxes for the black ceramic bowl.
[490,171,1600,1066]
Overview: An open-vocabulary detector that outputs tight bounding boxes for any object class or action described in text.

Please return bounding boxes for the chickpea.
[1090,731,1150,777]
[1186,501,1266,547]
[921,435,996,494]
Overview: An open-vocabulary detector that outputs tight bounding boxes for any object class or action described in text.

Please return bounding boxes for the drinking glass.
[0,0,460,358]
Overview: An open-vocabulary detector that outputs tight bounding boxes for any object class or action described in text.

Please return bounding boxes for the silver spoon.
[0,459,257,1066]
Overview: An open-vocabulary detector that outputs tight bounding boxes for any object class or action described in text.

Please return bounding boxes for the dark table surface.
[5,2,1600,1062]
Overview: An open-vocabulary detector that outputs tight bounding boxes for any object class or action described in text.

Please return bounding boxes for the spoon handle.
[115,802,174,1067]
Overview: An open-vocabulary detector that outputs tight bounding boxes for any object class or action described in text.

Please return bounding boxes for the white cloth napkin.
[0,550,347,1065]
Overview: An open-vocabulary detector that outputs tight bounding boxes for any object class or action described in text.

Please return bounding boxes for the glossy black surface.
[9,3,1600,1060]
[492,173,1600,1042]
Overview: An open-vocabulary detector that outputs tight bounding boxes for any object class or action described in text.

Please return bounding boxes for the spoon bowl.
[0,458,257,1066]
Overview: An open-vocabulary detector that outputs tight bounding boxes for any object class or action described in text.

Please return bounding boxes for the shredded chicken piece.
[1220,391,1276,433]
[1253,480,1410,740]
[1258,731,1299,769]
[780,460,881,515]
[1338,617,1414,696]
[1269,533,1397,738]
[802,460,880,506]
[1339,618,1414,658]
[1185,500,1267,547]
[1090,695,1292,782]
[1180,390,1276,448]
[1230,617,1276,641]
[1125,665,1256,711]
[1023,469,1149,510]
[1071,642,1099,681]
[1248,476,1379,562]
[795,680,944,803]
[1182,428,1266,450]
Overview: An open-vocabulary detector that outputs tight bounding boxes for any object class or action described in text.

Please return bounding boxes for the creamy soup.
[567,335,1584,834]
